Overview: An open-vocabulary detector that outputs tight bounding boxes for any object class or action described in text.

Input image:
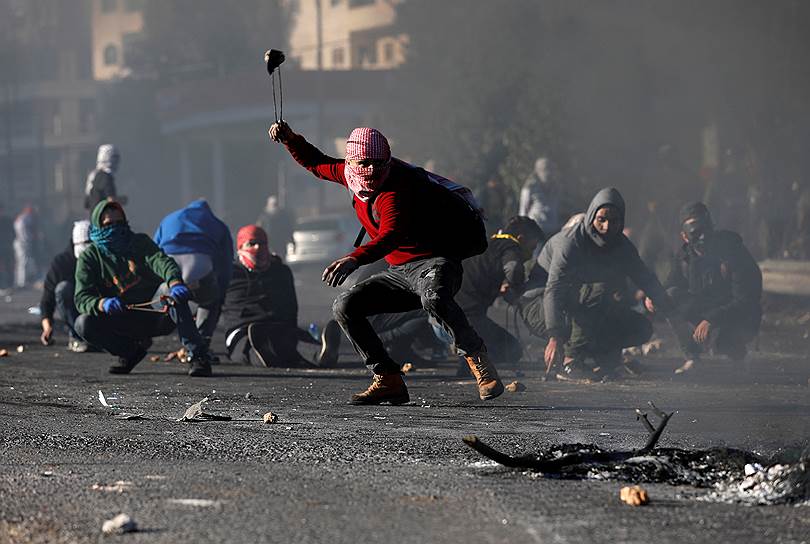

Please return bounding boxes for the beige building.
[91,0,144,80]
[286,0,407,70]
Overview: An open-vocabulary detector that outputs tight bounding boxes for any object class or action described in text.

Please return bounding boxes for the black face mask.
[683,220,712,252]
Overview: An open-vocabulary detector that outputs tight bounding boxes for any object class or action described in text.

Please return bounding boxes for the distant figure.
[519,157,560,233]
[649,202,762,372]
[636,200,672,278]
[85,144,126,210]
[39,221,92,352]
[154,199,233,350]
[222,225,341,368]
[703,147,748,230]
[479,177,513,235]
[13,206,39,288]
[74,200,214,377]
[0,204,14,289]
[256,195,295,257]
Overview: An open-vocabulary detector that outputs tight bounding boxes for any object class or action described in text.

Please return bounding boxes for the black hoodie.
[537,188,670,338]
[39,242,77,321]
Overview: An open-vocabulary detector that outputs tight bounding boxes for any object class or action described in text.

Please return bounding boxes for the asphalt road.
[1,272,809,544]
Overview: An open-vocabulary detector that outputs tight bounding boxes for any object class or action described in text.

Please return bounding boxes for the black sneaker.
[188,356,213,377]
[555,360,597,383]
[316,320,342,368]
[109,345,148,374]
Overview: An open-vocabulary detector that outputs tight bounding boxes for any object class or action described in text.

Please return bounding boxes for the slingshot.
[264,49,286,123]
[126,295,176,314]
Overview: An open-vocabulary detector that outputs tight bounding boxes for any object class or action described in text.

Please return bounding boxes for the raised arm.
[269,121,347,186]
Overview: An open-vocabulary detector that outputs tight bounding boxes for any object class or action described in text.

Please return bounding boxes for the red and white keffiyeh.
[344,128,391,199]
[236,225,271,271]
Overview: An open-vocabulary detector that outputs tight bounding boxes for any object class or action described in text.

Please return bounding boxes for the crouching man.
[74,200,214,376]
[526,188,672,381]
[647,202,762,372]
[222,225,341,368]
[270,121,503,404]
[39,220,92,352]
[455,216,545,366]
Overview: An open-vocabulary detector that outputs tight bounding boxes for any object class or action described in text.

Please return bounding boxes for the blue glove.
[169,283,192,303]
[102,297,125,315]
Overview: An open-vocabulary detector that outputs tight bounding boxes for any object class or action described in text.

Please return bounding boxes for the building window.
[348,0,374,7]
[103,44,118,66]
[383,41,395,63]
[356,44,376,67]
[80,99,96,134]
[332,47,345,67]
[101,0,117,13]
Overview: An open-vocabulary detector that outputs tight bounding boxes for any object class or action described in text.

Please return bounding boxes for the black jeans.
[225,322,317,366]
[75,291,209,360]
[667,287,759,359]
[333,257,484,374]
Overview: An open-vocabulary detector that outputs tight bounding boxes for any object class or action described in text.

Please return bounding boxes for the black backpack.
[353,160,488,260]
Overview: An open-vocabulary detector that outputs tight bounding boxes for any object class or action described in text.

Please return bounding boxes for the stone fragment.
[102,513,137,534]
[619,485,649,506]
[505,381,526,393]
[401,362,415,373]
[263,412,278,424]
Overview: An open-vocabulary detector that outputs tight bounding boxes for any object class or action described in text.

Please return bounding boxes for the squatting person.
[39,220,92,352]
[73,200,214,377]
[154,199,233,351]
[524,188,672,381]
[269,121,504,404]
[222,225,341,368]
[455,216,545,366]
[647,202,762,373]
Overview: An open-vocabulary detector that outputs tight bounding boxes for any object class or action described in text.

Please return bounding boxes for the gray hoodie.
[538,187,670,338]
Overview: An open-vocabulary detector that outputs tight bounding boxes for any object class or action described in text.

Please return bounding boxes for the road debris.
[178,397,231,422]
[245,392,252,400]
[92,481,134,493]
[401,362,415,373]
[165,348,190,363]
[15,345,24,353]
[98,390,111,407]
[263,412,279,424]
[641,338,664,356]
[674,359,695,374]
[620,485,649,506]
[167,498,220,507]
[113,412,147,420]
[149,355,161,362]
[505,381,526,393]
[102,513,137,535]
[0,349,7,357]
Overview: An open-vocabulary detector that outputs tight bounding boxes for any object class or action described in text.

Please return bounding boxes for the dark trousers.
[521,284,652,368]
[333,257,484,374]
[54,280,80,340]
[158,272,221,349]
[667,287,758,359]
[468,313,522,365]
[226,322,317,366]
[75,292,209,360]
[371,309,444,363]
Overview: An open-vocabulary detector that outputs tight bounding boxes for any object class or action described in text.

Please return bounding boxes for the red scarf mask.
[344,127,391,200]
[236,225,271,271]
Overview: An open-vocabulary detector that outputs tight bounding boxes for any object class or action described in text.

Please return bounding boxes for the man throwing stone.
[269,121,503,404]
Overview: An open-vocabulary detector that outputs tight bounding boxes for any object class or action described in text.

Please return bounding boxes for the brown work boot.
[464,351,504,400]
[349,373,410,405]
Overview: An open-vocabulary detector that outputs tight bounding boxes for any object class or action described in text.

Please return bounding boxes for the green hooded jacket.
[74,201,183,316]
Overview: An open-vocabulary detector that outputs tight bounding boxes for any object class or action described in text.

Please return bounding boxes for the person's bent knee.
[332,290,355,323]
[73,314,93,339]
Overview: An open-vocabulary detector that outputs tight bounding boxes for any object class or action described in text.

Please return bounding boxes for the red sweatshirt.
[285,133,437,266]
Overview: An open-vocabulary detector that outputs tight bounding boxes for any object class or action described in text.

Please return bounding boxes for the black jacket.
[456,236,525,315]
[665,230,762,329]
[39,243,77,321]
[222,258,298,333]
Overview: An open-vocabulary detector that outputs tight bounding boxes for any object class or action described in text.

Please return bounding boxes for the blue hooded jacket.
[154,199,233,290]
